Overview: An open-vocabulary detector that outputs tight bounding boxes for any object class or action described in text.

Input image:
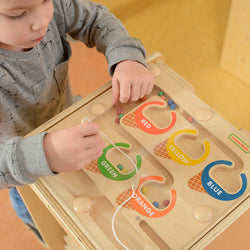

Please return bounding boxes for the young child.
[0,0,154,240]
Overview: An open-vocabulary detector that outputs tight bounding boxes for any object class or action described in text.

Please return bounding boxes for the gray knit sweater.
[0,0,146,188]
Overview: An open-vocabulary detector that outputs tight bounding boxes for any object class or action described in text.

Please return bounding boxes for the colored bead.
[117,164,123,170]
[121,168,127,173]
[141,187,148,194]
[141,96,148,102]
[153,201,159,208]
[163,200,170,207]
[158,91,164,96]
[115,117,120,124]
[168,100,174,105]
[187,116,193,123]
[170,104,176,110]
[116,109,122,115]
[118,114,124,119]
[160,95,166,100]
[116,106,123,111]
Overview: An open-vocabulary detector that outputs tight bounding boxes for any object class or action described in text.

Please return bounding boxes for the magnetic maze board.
[32,58,250,250]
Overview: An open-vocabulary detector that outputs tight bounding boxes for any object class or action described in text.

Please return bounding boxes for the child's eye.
[8,11,26,19]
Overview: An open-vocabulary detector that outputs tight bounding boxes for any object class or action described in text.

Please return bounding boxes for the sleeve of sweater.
[0,132,56,189]
[53,0,147,75]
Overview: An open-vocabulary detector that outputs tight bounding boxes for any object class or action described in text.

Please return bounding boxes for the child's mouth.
[33,36,45,42]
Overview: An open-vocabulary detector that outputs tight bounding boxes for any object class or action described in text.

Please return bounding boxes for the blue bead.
[168,100,173,105]
[153,201,159,208]
[170,104,176,110]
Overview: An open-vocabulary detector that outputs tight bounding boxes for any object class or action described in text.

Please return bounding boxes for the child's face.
[0,0,53,51]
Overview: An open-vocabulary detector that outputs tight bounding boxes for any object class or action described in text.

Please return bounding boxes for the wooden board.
[20,53,250,249]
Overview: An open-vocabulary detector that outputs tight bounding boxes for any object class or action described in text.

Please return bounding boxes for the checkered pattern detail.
[83,159,101,174]
[116,188,134,210]
[153,139,171,159]
[121,110,138,128]
[187,171,207,193]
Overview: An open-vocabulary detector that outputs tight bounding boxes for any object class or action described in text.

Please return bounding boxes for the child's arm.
[43,122,105,173]
[0,123,105,188]
[55,0,150,90]
[112,60,154,104]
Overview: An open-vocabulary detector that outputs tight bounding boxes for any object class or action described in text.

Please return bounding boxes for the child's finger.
[78,122,100,137]
[82,150,103,167]
[146,81,154,95]
[139,81,148,99]
[112,78,120,104]
[131,81,141,102]
[119,79,131,103]
[82,134,104,149]
[82,145,104,164]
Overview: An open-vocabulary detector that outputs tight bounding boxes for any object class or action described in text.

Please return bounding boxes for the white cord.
[81,117,139,249]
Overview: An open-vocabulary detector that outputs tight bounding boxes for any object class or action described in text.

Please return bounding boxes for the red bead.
[116,109,122,115]
[115,117,120,124]
[163,200,170,207]
[187,116,193,123]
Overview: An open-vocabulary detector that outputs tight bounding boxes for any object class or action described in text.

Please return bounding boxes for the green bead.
[118,114,124,119]
[117,164,123,170]
[158,91,164,96]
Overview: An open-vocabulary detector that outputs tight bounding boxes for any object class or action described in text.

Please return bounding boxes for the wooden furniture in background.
[220,0,250,86]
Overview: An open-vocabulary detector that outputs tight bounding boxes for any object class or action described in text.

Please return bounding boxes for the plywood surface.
[25,58,250,249]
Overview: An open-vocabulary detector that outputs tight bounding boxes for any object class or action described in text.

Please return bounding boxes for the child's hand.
[112,60,154,104]
[43,122,105,173]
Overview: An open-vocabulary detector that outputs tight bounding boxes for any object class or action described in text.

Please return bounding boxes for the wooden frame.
[18,52,249,249]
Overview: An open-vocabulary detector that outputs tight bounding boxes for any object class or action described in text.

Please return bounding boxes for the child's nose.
[31,8,50,31]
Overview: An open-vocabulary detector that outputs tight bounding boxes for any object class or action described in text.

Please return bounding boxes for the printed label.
[98,143,141,181]
[201,160,247,201]
[166,129,210,166]
[131,176,176,218]
[229,134,250,153]
[135,100,176,134]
